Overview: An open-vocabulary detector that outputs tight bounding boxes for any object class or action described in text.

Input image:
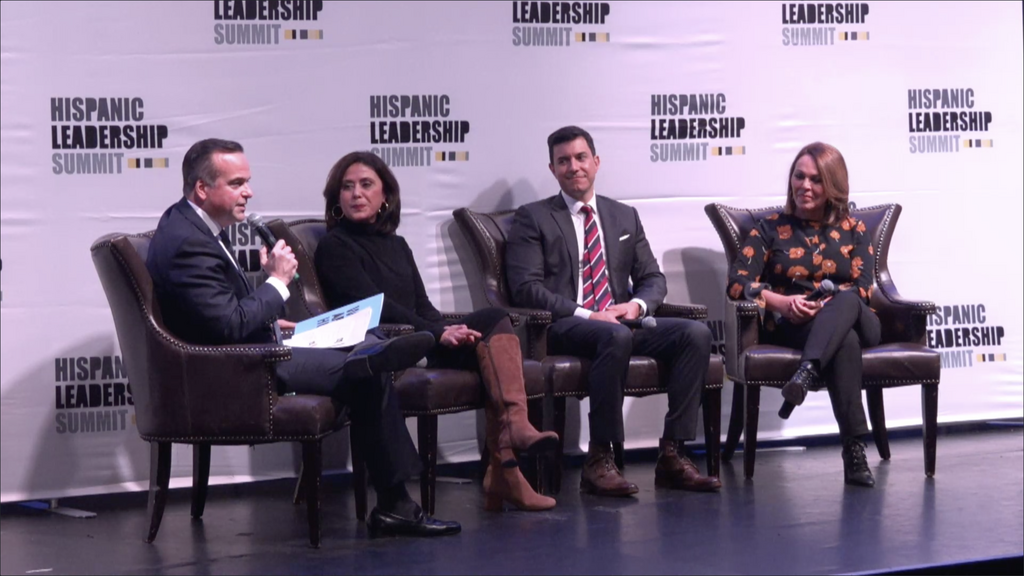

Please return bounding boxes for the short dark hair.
[322,151,402,235]
[547,125,596,163]
[182,138,244,196]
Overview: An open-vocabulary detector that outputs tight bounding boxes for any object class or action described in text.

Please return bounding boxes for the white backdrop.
[2,1,1021,502]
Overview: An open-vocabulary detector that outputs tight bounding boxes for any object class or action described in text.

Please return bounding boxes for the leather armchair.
[268,219,547,514]
[704,203,941,479]
[453,207,724,493]
[91,233,343,548]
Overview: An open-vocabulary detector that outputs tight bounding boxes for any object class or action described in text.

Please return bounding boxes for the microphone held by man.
[619,316,658,330]
[247,212,300,282]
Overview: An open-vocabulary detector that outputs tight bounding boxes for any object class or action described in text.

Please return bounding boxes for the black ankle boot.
[842,437,875,487]
[779,361,822,419]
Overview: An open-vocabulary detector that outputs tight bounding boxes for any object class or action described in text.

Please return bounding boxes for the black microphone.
[619,317,658,329]
[246,213,299,281]
[805,279,835,302]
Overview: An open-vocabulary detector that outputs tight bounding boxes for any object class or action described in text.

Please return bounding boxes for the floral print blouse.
[727,212,875,315]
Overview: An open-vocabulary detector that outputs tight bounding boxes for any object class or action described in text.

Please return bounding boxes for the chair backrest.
[452,207,519,310]
[267,219,329,322]
[704,203,901,299]
[91,233,275,440]
[91,232,185,439]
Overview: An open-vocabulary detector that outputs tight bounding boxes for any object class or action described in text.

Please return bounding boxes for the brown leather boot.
[482,440,556,512]
[476,334,559,467]
[654,439,722,492]
[580,442,639,497]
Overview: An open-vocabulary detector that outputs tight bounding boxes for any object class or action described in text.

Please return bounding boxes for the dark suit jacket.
[506,193,667,320]
[146,197,283,345]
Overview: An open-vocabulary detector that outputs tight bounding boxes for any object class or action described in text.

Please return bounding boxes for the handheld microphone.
[619,317,658,329]
[246,213,299,281]
[805,279,835,302]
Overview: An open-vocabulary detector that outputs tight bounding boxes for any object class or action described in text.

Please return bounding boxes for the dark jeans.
[275,333,421,492]
[547,316,711,443]
[767,290,881,438]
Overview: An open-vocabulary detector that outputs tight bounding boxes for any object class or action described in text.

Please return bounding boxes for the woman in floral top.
[727,142,881,487]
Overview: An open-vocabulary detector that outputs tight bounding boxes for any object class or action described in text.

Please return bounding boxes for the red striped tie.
[580,205,612,312]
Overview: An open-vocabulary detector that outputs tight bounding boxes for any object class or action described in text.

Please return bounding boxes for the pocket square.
[618,234,631,241]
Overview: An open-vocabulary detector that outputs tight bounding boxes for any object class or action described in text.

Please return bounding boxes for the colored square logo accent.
[840,32,870,41]
[964,139,994,148]
[711,146,745,156]
[127,157,169,169]
[434,151,470,162]
[575,32,610,42]
[285,29,323,40]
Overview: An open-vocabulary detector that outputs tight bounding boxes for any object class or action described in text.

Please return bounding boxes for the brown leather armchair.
[268,219,548,514]
[704,203,941,479]
[90,233,343,548]
[453,208,724,493]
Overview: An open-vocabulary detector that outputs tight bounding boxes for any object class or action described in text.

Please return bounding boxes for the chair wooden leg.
[190,443,211,519]
[301,441,323,548]
[723,382,745,462]
[702,387,722,478]
[523,397,545,492]
[146,441,172,543]
[417,415,438,516]
[743,386,761,479]
[351,441,368,522]
[921,383,939,478]
[292,462,306,505]
[551,397,567,495]
[866,388,892,460]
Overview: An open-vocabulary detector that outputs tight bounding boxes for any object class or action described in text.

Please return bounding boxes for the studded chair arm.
[723,299,761,382]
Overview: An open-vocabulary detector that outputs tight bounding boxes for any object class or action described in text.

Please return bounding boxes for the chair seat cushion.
[272,394,345,440]
[394,360,545,415]
[740,343,941,388]
[544,355,725,398]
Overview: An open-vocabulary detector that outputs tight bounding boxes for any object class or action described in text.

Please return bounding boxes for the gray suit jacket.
[506,193,667,320]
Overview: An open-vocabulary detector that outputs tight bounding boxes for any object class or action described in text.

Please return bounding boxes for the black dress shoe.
[842,438,875,487]
[367,506,461,538]
[342,332,436,381]
[779,361,823,419]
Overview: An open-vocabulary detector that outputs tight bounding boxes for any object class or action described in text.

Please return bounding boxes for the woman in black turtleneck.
[314,151,557,512]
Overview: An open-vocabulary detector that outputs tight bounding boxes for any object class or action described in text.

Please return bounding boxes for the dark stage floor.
[2,427,1022,575]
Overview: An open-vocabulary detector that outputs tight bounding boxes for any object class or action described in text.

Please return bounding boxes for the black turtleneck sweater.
[314,219,447,340]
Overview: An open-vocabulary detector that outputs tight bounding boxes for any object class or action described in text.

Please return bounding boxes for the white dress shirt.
[187,199,289,302]
[560,191,647,319]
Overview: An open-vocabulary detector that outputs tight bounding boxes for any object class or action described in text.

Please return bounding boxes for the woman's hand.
[763,291,824,325]
[784,295,824,324]
[439,324,483,348]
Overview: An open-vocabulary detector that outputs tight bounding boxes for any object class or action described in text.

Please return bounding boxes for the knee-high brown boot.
[475,333,559,467]
[483,415,557,511]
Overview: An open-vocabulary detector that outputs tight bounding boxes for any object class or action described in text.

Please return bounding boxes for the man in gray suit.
[506,126,721,496]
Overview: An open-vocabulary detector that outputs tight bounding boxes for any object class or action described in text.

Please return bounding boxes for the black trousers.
[426,307,511,370]
[547,316,711,443]
[766,290,881,438]
[275,333,421,492]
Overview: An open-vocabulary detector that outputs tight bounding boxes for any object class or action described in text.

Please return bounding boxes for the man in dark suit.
[146,138,460,537]
[506,126,721,496]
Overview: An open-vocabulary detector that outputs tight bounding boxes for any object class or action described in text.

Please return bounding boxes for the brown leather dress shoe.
[654,439,722,492]
[580,442,639,497]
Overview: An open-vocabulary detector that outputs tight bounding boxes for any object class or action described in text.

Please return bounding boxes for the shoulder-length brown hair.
[322,151,402,234]
[784,142,850,226]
